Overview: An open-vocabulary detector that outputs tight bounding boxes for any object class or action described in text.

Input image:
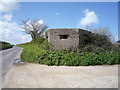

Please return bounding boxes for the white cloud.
[38,20,44,25]
[0,1,31,45]
[0,14,32,45]
[80,9,99,28]
[0,0,19,13]
[2,14,12,21]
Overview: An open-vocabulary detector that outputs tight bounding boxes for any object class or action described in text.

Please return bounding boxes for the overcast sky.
[0,1,118,44]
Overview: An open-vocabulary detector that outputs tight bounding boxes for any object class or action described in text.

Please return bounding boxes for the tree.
[22,19,48,41]
[89,27,114,51]
[91,27,113,42]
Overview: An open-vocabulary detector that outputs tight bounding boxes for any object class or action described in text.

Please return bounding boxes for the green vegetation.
[21,44,119,66]
[21,44,46,63]
[19,35,120,66]
[39,50,119,66]
[0,41,14,50]
[18,26,120,66]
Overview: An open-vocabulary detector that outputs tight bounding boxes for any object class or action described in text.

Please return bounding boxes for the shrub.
[45,30,48,39]
[21,43,119,66]
[40,40,49,50]
[31,36,45,44]
[21,44,46,63]
[88,33,113,50]
[19,33,119,66]
[81,45,105,54]
[0,41,13,50]
[38,50,120,66]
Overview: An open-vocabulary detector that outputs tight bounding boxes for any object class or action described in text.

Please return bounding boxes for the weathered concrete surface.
[48,28,91,50]
[3,63,118,88]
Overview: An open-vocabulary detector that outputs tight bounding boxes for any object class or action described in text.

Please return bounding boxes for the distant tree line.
[0,41,14,50]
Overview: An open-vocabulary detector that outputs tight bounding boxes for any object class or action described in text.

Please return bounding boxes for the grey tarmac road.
[0,47,22,78]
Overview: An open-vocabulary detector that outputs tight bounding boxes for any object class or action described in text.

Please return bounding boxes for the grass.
[21,44,46,63]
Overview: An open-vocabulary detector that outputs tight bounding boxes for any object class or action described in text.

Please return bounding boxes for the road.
[0,47,22,77]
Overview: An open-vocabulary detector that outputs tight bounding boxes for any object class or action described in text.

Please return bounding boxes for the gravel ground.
[3,63,118,88]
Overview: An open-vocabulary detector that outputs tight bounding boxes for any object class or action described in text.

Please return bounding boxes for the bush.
[45,30,48,39]
[31,36,45,44]
[88,33,113,51]
[38,50,120,66]
[0,41,13,50]
[40,40,49,50]
[21,43,120,66]
[81,45,105,54]
[39,49,76,66]
[21,44,46,63]
[19,32,119,66]
[17,36,46,48]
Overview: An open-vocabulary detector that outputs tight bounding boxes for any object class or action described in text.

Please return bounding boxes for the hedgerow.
[19,33,120,66]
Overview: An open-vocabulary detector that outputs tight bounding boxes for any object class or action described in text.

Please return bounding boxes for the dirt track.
[3,63,118,88]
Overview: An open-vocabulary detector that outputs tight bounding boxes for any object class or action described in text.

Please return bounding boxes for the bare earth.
[3,63,118,88]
